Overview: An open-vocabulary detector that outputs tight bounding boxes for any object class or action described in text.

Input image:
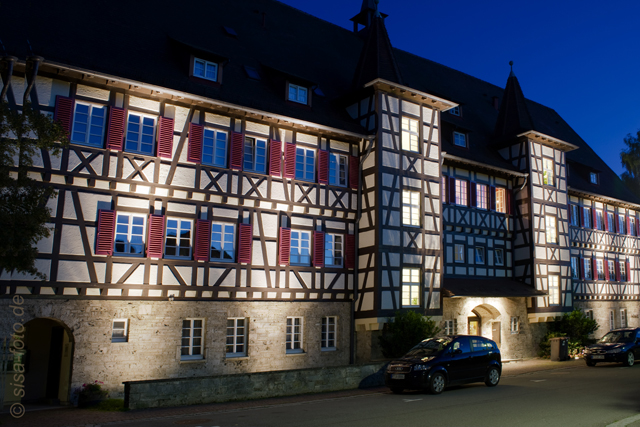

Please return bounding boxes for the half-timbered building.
[1,0,639,403]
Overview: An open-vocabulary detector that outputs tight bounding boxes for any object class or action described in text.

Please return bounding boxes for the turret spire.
[494,61,535,141]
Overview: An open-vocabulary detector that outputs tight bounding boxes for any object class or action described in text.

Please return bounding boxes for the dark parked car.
[384,335,502,395]
[583,328,640,367]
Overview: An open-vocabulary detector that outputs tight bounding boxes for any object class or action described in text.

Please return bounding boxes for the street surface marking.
[403,399,423,402]
[607,413,640,427]
[530,379,546,382]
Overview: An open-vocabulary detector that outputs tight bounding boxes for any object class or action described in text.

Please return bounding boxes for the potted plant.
[77,380,108,408]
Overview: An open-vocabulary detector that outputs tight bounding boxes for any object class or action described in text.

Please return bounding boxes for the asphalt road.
[105,363,640,427]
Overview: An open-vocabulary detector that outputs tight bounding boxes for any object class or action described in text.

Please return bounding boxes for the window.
[111,319,128,343]
[71,102,106,147]
[226,318,246,357]
[449,105,460,116]
[453,131,467,148]
[454,244,465,263]
[495,188,506,213]
[288,83,308,104]
[202,128,227,167]
[402,190,421,226]
[607,212,615,232]
[596,210,604,230]
[181,319,204,360]
[295,147,315,181]
[610,310,615,330]
[329,153,348,187]
[548,275,560,305]
[165,218,192,258]
[444,319,457,335]
[545,216,557,244]
[475,247,485,264]
[494,248,504,266]
[193,58,218,82]
[125,113,156,155]
[583,207,591,229]
[401,117,419,152]
[401,268,420,307]
[571,257,579,279]
[476,184,488,210]
[608,260,616,281]
[114,213,145,255]
[286,317,303,353]
[510,317,519,334]
[324,234,343,267]
[620,260,627,282]
[618,214,626,234]
[590,172,598,184]
[243,136,267,173]
[290,230,311,265]
[585,309,594,321]
[542,158,554,186]
[570,205,579,226]
[584,258,593,280]
[321,316,337,350]
[210,223,235,261]
[620,310,628,328]
[455,180,468,206]
[596,259,605,280]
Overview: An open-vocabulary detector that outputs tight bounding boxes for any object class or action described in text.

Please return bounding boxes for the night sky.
[279,0,640,178]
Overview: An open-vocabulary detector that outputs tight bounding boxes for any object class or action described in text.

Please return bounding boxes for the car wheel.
[586,360,596,367]
[485,366,500,387]
[624,351,635,367]
[428,372,446,395]
[390,387,403,394]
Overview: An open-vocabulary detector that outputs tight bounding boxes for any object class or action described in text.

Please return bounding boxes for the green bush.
[538,309,599,357]
[378,311,440,358]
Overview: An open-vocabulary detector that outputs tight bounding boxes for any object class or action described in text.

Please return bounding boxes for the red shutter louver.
[470,182,477,207]
[604,259,610,281]
[604,212,610,232]
[54,95,74,135]
[626,259,631,282]
[349,155,359,190]
[592,208,598,230]
[579,207,585,227]
[313,231,325,267]
[579,257,585,280]
[194,220,211,261]
[278,227,291,266]
[592,258,598,281]
[95,209,116,256]
[489,186,496,211]
[345,233,355,269]
[238,224,253,264]
[626,215,631,236]
[615,260,621,282]
[156,116,174,158]
[230,132,244,170]
[318,150,329,184]
[106,106,126,150]
[269,139,282,177]
[449,177,457,205]
[636,216,640,236]
[284,143,296,179]
[147,214,165,258]
[507,189,513,215]
[187,122,204,163]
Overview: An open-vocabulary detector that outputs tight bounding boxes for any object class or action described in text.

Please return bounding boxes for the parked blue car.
[584,328,640,367]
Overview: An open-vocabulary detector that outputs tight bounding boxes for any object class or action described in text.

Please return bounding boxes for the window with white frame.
[401,268,420,307]
[548,275,560,305]
[321,316,337,350]
[226,318,246,357]
[193,58,218,82]
[401,117,419,152]
[125,113,156,155]
[290,230,311,265]
[607,212,615,232]
[545,216,557,244]
[454,244,465,263]
[181,319,204,360]
[609,310,615,330]
[510,317,519,334]
[570,205,579,226]
[618,214,625,234]
[71,102,106,147]
[476,184,488,209]
[295,147,315,181]
[475,247,485,264]
[590,172,598,184]
[608,260,615,281]
[620,259,627,281]
[542,158,554,186]
[621,309,628,328]
[111,319,128,343]
[583,207,591,228]
[495,188,506,213]
[596,210,604,230]
[453,131,467,148]
[494,248,504,266]
[402,190,420,226]
[288,83,308,104]
[329,153,348,187]
[243,136,267,174]
[114,213,145,255]
[286,317,303,353]
[584,258,593,280]
[449,105,460,116]
[571,257,579,279]
[202,128,227,167]
[596,259,605,280]
[444,319,457,335]
[165,218,192,258]
[324,234,343,267]
[455,179,468,206]
[585,309,594,321]
[210,222,235,261]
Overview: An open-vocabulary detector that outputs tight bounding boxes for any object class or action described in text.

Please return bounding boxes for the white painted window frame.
[329,152,348,187]
[286,317,304,354]
[401,116,419,152]
[114,213,146,256]
[125,111,157,155]
[542,157,555,186]
[202,127,228,167]
[401,268,420,307]
[226,317,247,357]
[290,230,311,266]
[545,216,558,244]
[181,318,205,360]
[111,318,128,343]
[288,83,308,104]
[453,131,467,148]
[494,248,504,266]
[324,233,343,267]
[402,189,421,226]
[164,217,193,259]
[321,316,337,351]
[193,57,218,82]
[71,101,107,147]
[548,275,560,305]
[454,244,465,263]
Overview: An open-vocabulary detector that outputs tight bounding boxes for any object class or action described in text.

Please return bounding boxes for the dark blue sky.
[279,0,640,178]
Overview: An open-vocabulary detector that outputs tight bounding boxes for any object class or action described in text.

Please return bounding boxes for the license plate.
[592,355,605,359]
[391,374,405,380]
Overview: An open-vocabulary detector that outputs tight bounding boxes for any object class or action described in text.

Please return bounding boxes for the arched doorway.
[468,303,502,347]
[22,318,74,404]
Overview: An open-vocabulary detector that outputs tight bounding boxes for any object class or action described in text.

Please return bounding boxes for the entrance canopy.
[442,278,547,298]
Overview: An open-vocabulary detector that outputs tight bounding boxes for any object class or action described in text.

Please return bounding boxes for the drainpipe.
[518,174,528,191]
[0,56,17,102]
[23,56,43,105]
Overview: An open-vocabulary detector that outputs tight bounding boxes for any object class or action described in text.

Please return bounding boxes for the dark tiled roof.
[442,278,547,298]
[494,68,535,142]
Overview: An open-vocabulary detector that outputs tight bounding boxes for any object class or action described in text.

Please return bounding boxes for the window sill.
[180,357,205,364]
[225,355,248,360]
[285,350,306,356]
[321,347,337,352]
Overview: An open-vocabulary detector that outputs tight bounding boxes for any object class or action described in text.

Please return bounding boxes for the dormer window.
[590,172,599,185]
[193,58,218,82]
[453,131,467,148]
[288,83,308,104]
[450,105,460,116]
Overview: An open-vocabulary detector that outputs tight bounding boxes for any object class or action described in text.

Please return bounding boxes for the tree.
[621,130,640,199]
[0,101,68,279]
[538,309,599,357]
[378,311,441,358]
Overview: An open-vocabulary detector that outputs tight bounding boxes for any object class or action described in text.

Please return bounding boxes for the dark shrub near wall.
[378,311,441,358]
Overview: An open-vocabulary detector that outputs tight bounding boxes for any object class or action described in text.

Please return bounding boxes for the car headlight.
[607,348,623,354]
[413,364,430,371]
[583,349,591,354]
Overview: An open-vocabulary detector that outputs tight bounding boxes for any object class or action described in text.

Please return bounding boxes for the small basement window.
[112,319,128,343]
[193,58,218,82]
[288,83,308,104]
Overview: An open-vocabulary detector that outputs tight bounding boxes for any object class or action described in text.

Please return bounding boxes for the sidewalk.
[0,357,587,427]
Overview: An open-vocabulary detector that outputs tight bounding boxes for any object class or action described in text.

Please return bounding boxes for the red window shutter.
[626,215,631,236]
[626,260,631,282]
[592,208,597,230]
[449,177,457,205]
[269,139,282,177]
[318,150,329,184]
[194,220,211,261]
[470,182,477,207]
[106,106,126,150]
[147,214,165,258]
[441,177,447,204]
[604,259,610,281]
[615,260,621,282]
[284,143,297,179]
[604,212,609,232]
[313,231,325,267]
[230,132,244,170]
[278,227,291,266]
[349,155,359,190]
[579,257,584,280]
[490,186,496,211]
[592,258,598,280]
[187,123,203,163]
[238,224,253,264]
[507,189,513,215]
[345,233,355,269]
[54,95,74,135]
[636,217,640,236]
[156,116,174,158]
[95,210,116,256]
[579,207,585,227]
